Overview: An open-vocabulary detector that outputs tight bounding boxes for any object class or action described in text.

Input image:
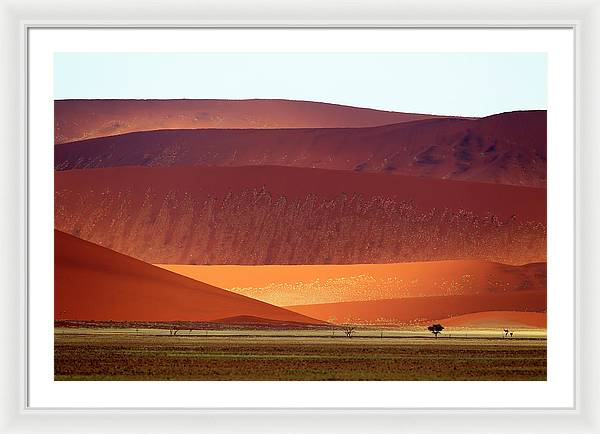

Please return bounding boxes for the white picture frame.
[1,0,599,432]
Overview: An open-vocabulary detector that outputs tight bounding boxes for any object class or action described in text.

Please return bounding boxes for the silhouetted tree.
[427,324,444,338]
[343,325,356,338]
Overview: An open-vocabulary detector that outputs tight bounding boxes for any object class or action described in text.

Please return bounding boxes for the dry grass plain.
[54,327,546,381]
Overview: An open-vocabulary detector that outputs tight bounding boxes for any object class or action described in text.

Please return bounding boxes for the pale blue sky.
[54,52,546,117]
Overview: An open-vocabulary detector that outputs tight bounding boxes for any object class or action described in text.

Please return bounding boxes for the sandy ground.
[54,327,547,381]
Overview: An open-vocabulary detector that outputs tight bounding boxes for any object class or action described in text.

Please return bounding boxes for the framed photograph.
[0,0,598,433]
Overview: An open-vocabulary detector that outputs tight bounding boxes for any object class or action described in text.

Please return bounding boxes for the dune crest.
[55,99,450,144]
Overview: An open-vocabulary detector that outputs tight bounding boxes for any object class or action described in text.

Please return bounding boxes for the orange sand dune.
[55,99,450,144]
[55,165,546,266]
[437,311,547,328]
[286,291,546,326]
[157,261,547,306]
[54,230,324,324]
[55,110,546,187]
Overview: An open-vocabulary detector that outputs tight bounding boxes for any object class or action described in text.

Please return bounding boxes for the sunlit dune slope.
[55,166,546,265]
[157,261,547,306]
[55,110,546,187]
[54,230,325,324]
[286,291,546,325]
[54,99,449,144]
[437,311,547,328]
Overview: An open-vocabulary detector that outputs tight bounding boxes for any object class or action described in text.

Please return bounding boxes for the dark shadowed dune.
[54,99,451,144]
[210,315,324,327]
[54,229,325,324]
[55,165,546,266]
[55,110,546,187]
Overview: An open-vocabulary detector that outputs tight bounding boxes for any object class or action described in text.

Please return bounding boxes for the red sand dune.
[55,110,546,187]
[286,291,546,326]
[437,311,547,328]
[54,99,450,144]
[55,165,546,265]
[157,261,547,306]
[54,229,324,324]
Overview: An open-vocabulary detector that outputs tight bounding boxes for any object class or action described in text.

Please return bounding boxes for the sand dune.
[157,261,547,306]
[286,291,546,325]
[437,311,546,328]
[55,110,546,187]
[55,165,546,265]
[54,230,324,324]
[211,315,322,327]
[54,99,450,144]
